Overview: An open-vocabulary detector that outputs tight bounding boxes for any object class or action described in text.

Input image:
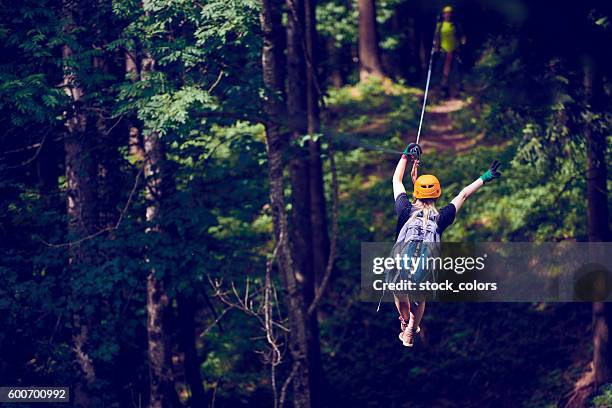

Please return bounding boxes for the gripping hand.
[480,160,502,183]
[402,143,422,160]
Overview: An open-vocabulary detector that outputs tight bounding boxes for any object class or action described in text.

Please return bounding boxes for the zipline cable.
[415,14,441,145]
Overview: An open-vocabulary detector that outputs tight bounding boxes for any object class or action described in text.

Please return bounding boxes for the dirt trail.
[408,98,481,153]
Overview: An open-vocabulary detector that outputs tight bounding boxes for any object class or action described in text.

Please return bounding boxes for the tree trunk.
[260,0,287,243]
[326,39,344,88]
[62,36,99,408]
[585,56,611,392]
[562,56,611,408]
[303,0,328,403]
[358,0,385,80]
[126,51,145,165]
[143,128,177,408]
[176,294,208,407]
[261,1,311,407]
[286,0,330,404]
[286,0,312,303]
[592,302,612,386]
[304,0,330,293]
[62,46,98,254]
[586,55,611,393]
[65,112,98,382]
[140,50,178,408]
[286,0,309,138]
[584,59,609,243]
[394,2,418,82]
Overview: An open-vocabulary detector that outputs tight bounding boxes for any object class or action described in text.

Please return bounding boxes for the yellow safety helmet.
[442,5,453,13]
[413,174,441,199]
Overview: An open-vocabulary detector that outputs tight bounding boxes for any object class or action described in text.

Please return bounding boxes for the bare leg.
[396,295,417,347]
[394,295,411,323]
[443,52,453,79]
[411,301,426,330]
[442,52,453,97]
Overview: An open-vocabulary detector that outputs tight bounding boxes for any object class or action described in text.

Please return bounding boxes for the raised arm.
[450,178,483,212]
[393,156,409,200]
[393,143,421,200]
[451,160,502,212]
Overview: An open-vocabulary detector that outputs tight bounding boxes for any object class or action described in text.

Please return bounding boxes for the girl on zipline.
[391,143,501,347]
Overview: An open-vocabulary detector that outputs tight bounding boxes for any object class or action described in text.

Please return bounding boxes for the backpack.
[376,207,440,311]
[397,207,440,244]
[380,208,441,307]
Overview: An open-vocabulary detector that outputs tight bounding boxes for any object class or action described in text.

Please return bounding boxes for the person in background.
[434,5,466,98]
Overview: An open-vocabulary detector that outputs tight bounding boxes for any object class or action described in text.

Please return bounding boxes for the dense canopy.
[0,0,610,407]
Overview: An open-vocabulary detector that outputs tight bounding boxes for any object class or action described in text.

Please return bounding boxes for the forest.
[0,0,611,407]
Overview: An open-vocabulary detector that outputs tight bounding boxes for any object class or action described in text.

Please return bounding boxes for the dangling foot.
[400,326,415,347]
[399,316,420,334]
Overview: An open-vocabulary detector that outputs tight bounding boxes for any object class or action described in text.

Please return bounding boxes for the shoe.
[399,315,420,334]
[400,327,415,347]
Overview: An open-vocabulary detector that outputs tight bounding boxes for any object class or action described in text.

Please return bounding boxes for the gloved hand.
[480,160,502,183]
[402,143,422,160]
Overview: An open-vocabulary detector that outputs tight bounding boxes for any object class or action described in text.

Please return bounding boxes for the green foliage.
[326,78,421,142]
[1,1,611,406]
[324,74,596,243]
[316,0,357,46]
[317,0,401,47]
[0,0,268,403]
[591,384,612,407]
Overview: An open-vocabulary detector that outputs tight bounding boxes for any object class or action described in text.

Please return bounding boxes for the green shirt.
[438,21,458,53]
